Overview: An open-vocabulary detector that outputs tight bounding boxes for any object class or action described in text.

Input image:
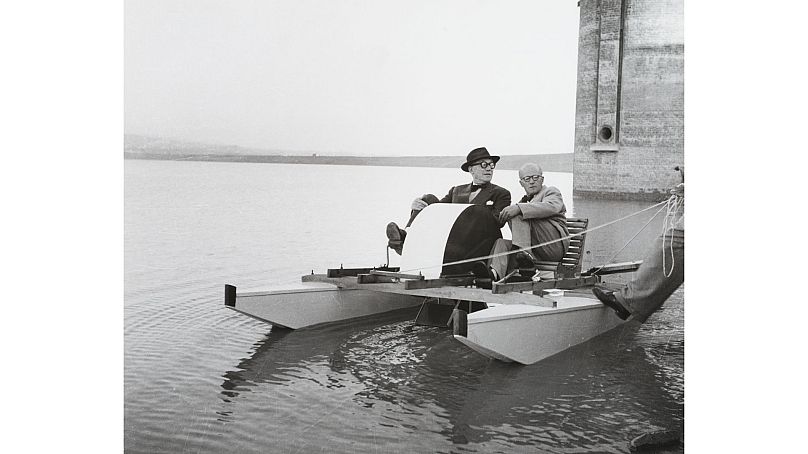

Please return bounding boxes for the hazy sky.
[125,0,580,156]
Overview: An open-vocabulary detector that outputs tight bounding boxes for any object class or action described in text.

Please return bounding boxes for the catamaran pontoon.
[224,203,640,364]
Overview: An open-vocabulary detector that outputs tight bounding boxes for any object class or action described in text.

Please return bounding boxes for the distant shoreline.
[123,152,573,173]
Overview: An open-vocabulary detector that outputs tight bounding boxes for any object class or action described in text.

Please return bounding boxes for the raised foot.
[592,286,631,320]
[386,222,406,255]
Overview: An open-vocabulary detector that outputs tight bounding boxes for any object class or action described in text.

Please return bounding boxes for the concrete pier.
[573,0,684,200]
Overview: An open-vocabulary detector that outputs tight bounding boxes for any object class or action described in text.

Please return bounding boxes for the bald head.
[518,163,543,179]
[518,163,544,197]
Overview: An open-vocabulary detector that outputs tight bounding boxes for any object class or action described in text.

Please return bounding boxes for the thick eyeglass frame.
[474,161,496,170]
[521,175,544,183]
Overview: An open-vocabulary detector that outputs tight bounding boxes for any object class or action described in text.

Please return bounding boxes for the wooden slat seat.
[533,217,588,279]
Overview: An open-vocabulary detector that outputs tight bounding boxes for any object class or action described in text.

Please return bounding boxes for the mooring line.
[589,201,670,275]
[398,198,672,275]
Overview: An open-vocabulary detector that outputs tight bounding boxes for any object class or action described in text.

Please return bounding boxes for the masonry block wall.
[573,0,684,200]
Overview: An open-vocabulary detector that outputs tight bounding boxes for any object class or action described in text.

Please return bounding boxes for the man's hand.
[411,197,429,211]
[670,183,684,198]
[498,204,521,224]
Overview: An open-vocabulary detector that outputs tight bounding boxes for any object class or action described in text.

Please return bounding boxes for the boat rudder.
[225,284,236,307]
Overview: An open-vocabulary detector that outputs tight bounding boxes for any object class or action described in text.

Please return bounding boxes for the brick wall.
[573,0,684,200]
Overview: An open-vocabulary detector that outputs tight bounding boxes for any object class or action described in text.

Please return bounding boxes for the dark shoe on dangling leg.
[470,261,494,289]
[386,222,406,255]
[592,286,631,320]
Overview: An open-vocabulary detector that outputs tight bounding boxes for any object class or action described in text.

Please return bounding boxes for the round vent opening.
[598,125,613,142]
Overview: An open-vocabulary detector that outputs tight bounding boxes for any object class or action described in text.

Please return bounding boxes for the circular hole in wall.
[598,125,613,142]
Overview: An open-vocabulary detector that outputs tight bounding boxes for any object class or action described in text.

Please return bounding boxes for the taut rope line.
[589,200,670,276]
[398,198,671,275]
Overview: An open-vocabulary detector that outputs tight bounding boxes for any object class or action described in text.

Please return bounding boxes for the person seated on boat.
[593,182,684,323]
[386,147,512,256]
[487,163,570,279]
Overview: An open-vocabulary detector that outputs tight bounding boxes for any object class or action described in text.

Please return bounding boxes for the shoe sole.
[386,222,401,242]
[592,287,631,320]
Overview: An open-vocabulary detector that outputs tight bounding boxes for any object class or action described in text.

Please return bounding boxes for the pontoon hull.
[228,282,423,329]
[454,296,625,364]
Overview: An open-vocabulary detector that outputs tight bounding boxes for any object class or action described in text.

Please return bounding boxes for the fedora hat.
[461,147,500,172]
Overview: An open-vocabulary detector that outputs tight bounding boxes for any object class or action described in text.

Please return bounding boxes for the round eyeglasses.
[475,161,496,170]
[521,175,543,183]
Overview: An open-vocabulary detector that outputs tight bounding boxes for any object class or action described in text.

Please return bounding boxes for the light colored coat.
[512,185,569,260]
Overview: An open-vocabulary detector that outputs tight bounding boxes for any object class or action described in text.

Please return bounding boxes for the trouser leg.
[618,228,684,323]
[405,193,439,228]
[510,215,565,261]
[488,238,512,280]
[405,209,420,228]
[509,215,532,249]
[529,221,566,261]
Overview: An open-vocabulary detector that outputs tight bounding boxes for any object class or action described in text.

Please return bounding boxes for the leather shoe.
[470,261,494,279]
[386,222,406,255]
[470,261,495,289]
[592,286,631,320]
[514,250,537,269]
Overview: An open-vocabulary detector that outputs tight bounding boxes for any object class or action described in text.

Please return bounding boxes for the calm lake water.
[124,159,683,453]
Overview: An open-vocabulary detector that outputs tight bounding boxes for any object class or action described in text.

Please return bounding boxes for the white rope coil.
[661,194,683,277]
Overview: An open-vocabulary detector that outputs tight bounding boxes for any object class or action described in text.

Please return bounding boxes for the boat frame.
[225,260,640,364]
[224,208,643,364]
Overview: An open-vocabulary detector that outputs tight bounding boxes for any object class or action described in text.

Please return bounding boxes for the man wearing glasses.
[386,147,512,261]
[492,163,569,277]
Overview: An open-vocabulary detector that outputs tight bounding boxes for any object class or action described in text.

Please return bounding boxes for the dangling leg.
[593,227,684,322]
[487,238,512,280]
[618,227,684,322]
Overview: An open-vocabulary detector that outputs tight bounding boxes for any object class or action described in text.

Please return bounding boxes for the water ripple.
[125,161,683,453]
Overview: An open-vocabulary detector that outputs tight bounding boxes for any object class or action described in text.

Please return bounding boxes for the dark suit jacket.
[437,182,512,226]
[430,183,512,276]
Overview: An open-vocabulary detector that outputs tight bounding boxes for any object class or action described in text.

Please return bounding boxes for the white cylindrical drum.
[399,203,502,279]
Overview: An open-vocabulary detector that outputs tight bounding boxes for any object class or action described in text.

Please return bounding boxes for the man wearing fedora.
[386,147,511,267]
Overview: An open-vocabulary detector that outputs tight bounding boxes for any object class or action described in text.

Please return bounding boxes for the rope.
[590,201,669,275]
[661,194,683,277]
[398,198,671,275]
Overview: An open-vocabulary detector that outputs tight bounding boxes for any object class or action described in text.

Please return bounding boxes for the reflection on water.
[213,307,682,453]
[125,160,683,453]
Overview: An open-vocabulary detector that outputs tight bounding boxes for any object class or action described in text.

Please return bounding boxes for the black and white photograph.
[123,1,684,452]
[6,1,806,453]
